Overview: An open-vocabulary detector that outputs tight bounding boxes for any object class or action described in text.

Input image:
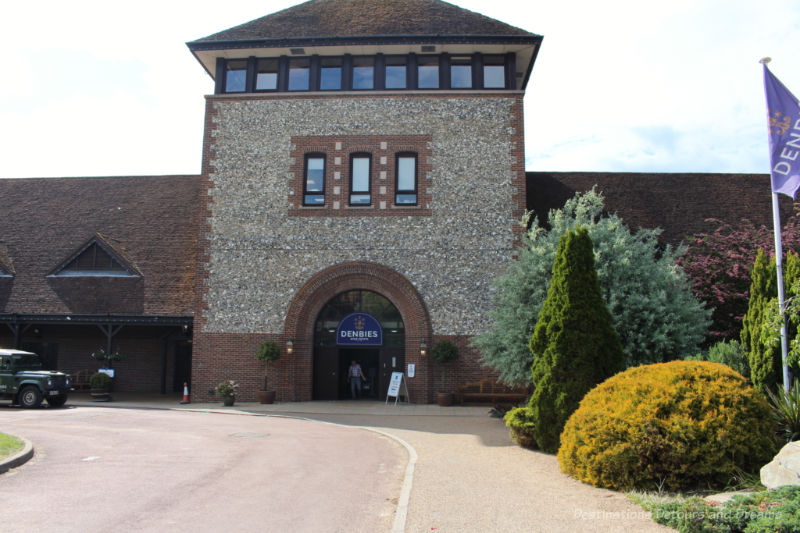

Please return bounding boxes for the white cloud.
[2,0,799,177]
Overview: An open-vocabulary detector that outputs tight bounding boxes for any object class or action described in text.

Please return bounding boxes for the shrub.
[740,250,800,394]
[643,486,800,533]
[558,360,778,492]
[686,339,750,379]
[89,372,112,389]
[679,206,800,341]
[766,379,800,442]
[474,188,708,388]
[504,407,537,449]
[528,227,624,453]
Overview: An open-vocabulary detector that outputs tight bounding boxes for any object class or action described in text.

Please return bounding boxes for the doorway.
[312,290,405,400]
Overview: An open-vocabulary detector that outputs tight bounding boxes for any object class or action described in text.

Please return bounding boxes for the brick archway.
[284,261,432,401]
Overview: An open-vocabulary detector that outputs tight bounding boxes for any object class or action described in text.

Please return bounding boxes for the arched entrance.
[283,261,432,402]
[313,290,404,400]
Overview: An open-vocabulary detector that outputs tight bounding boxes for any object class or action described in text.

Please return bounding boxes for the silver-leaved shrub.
[473,188,710,387]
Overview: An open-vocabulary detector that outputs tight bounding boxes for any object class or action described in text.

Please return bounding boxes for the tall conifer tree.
[528,227,624,453]
[742,250,800,393]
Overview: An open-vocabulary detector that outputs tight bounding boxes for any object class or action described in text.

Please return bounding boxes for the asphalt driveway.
[0,406,405,533]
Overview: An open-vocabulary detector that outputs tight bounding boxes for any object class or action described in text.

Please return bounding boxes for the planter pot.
[258,390,276,404]
[436,392,454,406]
[90,388,112,402]
[222,395,235,407]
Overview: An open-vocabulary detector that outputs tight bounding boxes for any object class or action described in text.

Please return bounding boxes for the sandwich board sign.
[385,371,410,405]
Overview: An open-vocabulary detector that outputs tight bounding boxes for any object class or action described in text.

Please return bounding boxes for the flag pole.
[771,190,791,394]
[762,57,791,393]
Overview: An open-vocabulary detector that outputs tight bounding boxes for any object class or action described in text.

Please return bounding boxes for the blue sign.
[336,312,383,346]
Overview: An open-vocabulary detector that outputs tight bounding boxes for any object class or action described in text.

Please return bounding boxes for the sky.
[2,0,799,178]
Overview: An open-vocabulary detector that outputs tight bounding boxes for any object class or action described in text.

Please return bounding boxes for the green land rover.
[0,349,71,408]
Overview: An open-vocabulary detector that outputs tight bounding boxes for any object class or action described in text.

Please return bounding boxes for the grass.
[0,432,24,461]
[627,479,800,533]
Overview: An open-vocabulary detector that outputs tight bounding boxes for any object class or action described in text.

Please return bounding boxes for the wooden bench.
[457,378,530,406]
[71,369,92,391]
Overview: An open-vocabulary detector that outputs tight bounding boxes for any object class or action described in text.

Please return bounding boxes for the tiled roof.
[190,0,538,44]
[526,172,789,246]
[0,176,202,316]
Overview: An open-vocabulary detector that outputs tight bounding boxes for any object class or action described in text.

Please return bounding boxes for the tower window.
[304,154,326,205]
[483,56,506,89]
[350,154,371,205]
[256,59,278,91]
[395,154,418,205]
[417,56,439,89]
[352,57,375,90]
[289,58,310,91]
[224,60,247,93]
[450,57,472,89]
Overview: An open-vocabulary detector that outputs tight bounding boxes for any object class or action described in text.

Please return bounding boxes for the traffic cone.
[180,382,190,404]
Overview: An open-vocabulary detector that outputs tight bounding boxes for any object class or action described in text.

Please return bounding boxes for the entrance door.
[312,290,406,400]
[340,348,379,399]
[313,347,339,400]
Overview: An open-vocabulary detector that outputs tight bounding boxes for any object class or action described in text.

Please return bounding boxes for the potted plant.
[431,340,459,406]
[215,380,239,406]
[91,348,124,369]
[256,340,281,404]
[89,372,113,402]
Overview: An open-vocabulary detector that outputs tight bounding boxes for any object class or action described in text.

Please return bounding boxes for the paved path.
[0,406,404,533]
[5,396,674,532]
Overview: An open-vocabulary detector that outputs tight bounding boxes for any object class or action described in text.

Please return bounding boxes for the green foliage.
[686,340,750,379]
[256,341,281,363]
[558,361,778,492]
[473,188,710,387]
[766,379,800,442]
[431,340,458,390]
[214,380,238,398]
[504,406,537,449]
[643,486,800,533]
[256,340,281,390]
[89,372,112,389]
[90,348,124,367]
[431,340,459,364]
[742,251,800,394]
[528,227,624,453]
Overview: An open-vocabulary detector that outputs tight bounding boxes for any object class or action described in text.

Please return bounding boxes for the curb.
[0,435,34,474]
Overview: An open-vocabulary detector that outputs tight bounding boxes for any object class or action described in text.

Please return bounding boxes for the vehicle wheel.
[18,386,42,408]
[46,394,67,408]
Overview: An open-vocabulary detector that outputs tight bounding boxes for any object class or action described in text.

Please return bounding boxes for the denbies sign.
[336,312,383,346]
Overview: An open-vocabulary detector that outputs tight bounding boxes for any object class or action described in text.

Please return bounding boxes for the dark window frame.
[224,59,248,93]
[254,58,279,92]
[351,56,375,90]
[349,153,372,206]
[303,153,326,206]
[416,54,440,89]
[218,53,511,94]
[395,152,418,206]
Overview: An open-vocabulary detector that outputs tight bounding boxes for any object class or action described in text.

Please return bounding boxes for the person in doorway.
[347,360,366,399]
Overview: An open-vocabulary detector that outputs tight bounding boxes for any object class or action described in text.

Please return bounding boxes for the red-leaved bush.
[679,206,800,341]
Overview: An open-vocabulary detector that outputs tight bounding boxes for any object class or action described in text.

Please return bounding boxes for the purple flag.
[764,63,800,198]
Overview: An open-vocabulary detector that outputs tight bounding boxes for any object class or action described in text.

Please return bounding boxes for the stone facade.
[199,93,524,336]
[192,91,526,401]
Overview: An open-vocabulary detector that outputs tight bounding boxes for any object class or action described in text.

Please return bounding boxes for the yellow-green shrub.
[557,360,778,492]
[504,407,537,449]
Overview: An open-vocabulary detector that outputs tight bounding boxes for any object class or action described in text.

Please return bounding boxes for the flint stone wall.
[202,94,519,335]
